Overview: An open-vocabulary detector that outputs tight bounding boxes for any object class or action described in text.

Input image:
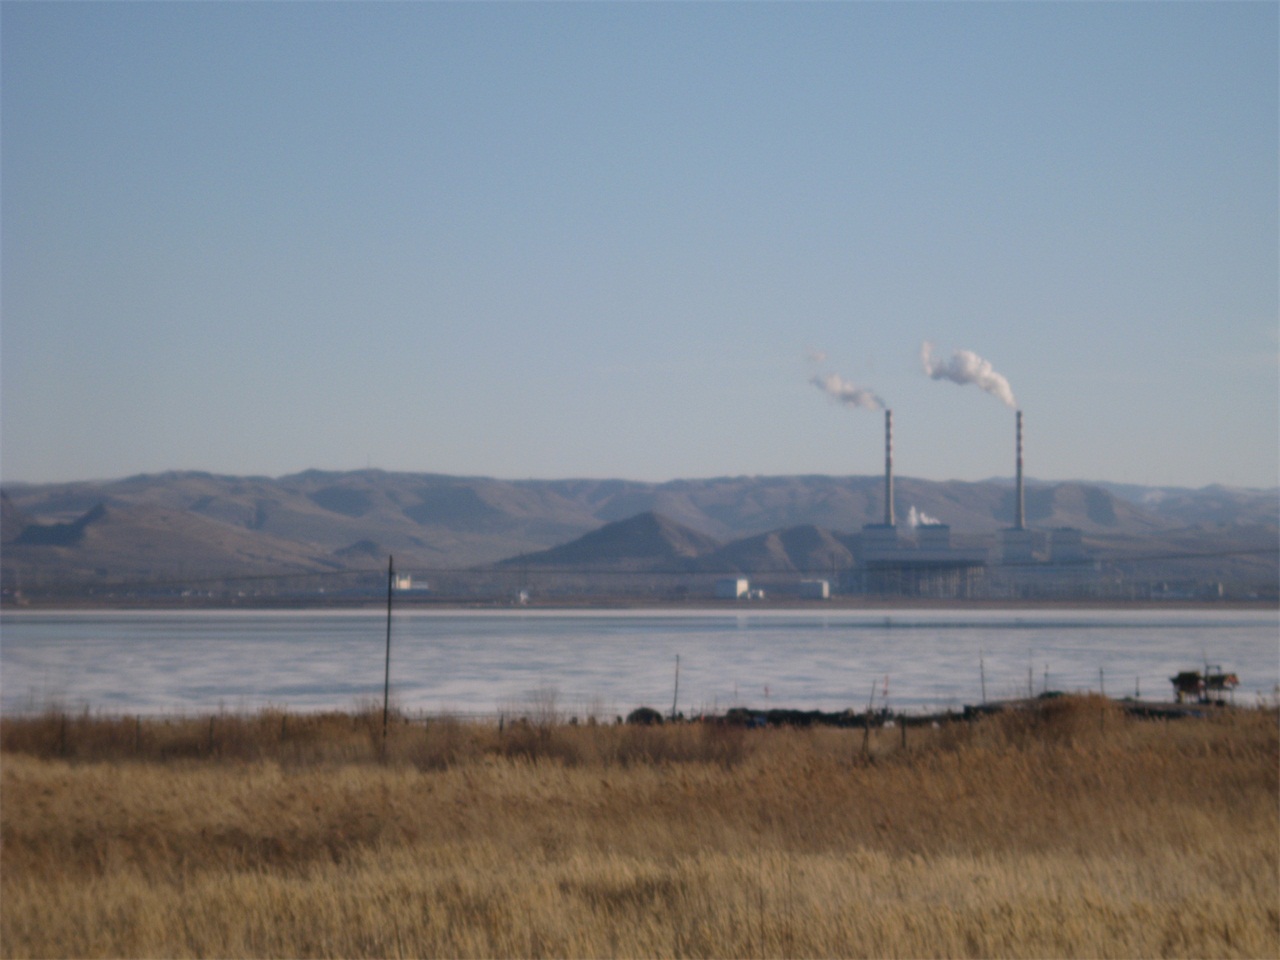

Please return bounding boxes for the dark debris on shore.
[624,692,1238,730]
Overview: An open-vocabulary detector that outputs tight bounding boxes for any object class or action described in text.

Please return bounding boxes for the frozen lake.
[2,607,1276,717]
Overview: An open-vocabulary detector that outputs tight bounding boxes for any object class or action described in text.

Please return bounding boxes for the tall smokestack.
[1015,410,1025,531]
[884,409,895,527]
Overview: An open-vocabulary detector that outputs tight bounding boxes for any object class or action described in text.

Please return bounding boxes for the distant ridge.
[2,469,1276,594]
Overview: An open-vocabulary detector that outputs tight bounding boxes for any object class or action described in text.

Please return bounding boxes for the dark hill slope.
[702,525,856,574]
[13,503,106,546]
[502,512,721,570]
[1,492,36,545]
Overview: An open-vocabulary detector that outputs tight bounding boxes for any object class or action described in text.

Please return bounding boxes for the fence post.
[861,679,876,759]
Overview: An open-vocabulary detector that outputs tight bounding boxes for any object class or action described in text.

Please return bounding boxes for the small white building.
[392,574,430,592]
[714,577,750,600]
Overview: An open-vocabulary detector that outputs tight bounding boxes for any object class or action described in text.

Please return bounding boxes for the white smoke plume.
[920,341,1017,408]
[907,505,941,528]
[809,372,884,410]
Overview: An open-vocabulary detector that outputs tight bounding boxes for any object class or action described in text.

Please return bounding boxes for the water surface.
[3,607,1275,717]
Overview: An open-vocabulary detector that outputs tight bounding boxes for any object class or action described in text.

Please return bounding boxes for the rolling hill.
[2,470,1275,599]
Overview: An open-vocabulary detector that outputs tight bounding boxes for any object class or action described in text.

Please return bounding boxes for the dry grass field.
[2,697,1277,958]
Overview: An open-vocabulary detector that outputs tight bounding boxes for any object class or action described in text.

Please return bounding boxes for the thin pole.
[671,654,681,721]
[382,555,394,758]
[980,650,988,704]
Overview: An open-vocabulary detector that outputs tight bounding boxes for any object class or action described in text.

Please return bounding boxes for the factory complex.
[839,409,1091,599]
[671,407,1112,603]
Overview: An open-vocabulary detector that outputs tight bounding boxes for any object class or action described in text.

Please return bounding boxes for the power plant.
[848,407,1089,598]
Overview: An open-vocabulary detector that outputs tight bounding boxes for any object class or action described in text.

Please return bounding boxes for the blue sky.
[3,2,1276,489]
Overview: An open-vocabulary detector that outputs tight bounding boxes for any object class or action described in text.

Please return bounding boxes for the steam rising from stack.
[805,356,893,526]
[908,505,941,527]
[920,342,1017,408]
[809,373,884,410]
[807,347,1024,534]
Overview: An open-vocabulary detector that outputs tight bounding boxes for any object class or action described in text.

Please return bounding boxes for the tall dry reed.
[3,697,1276,958]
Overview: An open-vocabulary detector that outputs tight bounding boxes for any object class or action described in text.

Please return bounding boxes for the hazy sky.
[3,2,1276,489]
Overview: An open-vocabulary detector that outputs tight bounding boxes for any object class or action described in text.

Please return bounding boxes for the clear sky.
[3,2,1276,489]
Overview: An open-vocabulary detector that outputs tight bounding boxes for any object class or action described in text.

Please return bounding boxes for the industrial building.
[846,408,1088,598]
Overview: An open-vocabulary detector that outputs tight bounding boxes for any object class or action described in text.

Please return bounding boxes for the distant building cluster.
[714,578,767,601]
[699,408,1098,601]
[705,520,1099,603]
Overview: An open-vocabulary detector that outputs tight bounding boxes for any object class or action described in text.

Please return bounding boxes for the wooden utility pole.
[382,555,394,759]
[671,655,681,721]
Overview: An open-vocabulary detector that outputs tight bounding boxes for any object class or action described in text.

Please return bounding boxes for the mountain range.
[2,470,1276,597]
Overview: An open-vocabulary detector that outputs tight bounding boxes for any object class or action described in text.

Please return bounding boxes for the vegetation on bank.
[2,697,1277,958]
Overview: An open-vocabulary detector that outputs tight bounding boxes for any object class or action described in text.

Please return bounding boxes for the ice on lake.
[3,607,1276,717]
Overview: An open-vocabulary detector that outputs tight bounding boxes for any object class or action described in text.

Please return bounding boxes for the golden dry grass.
[2,697,1277,958]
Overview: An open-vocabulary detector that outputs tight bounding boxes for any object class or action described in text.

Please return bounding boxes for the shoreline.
[4,596,1276,613]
